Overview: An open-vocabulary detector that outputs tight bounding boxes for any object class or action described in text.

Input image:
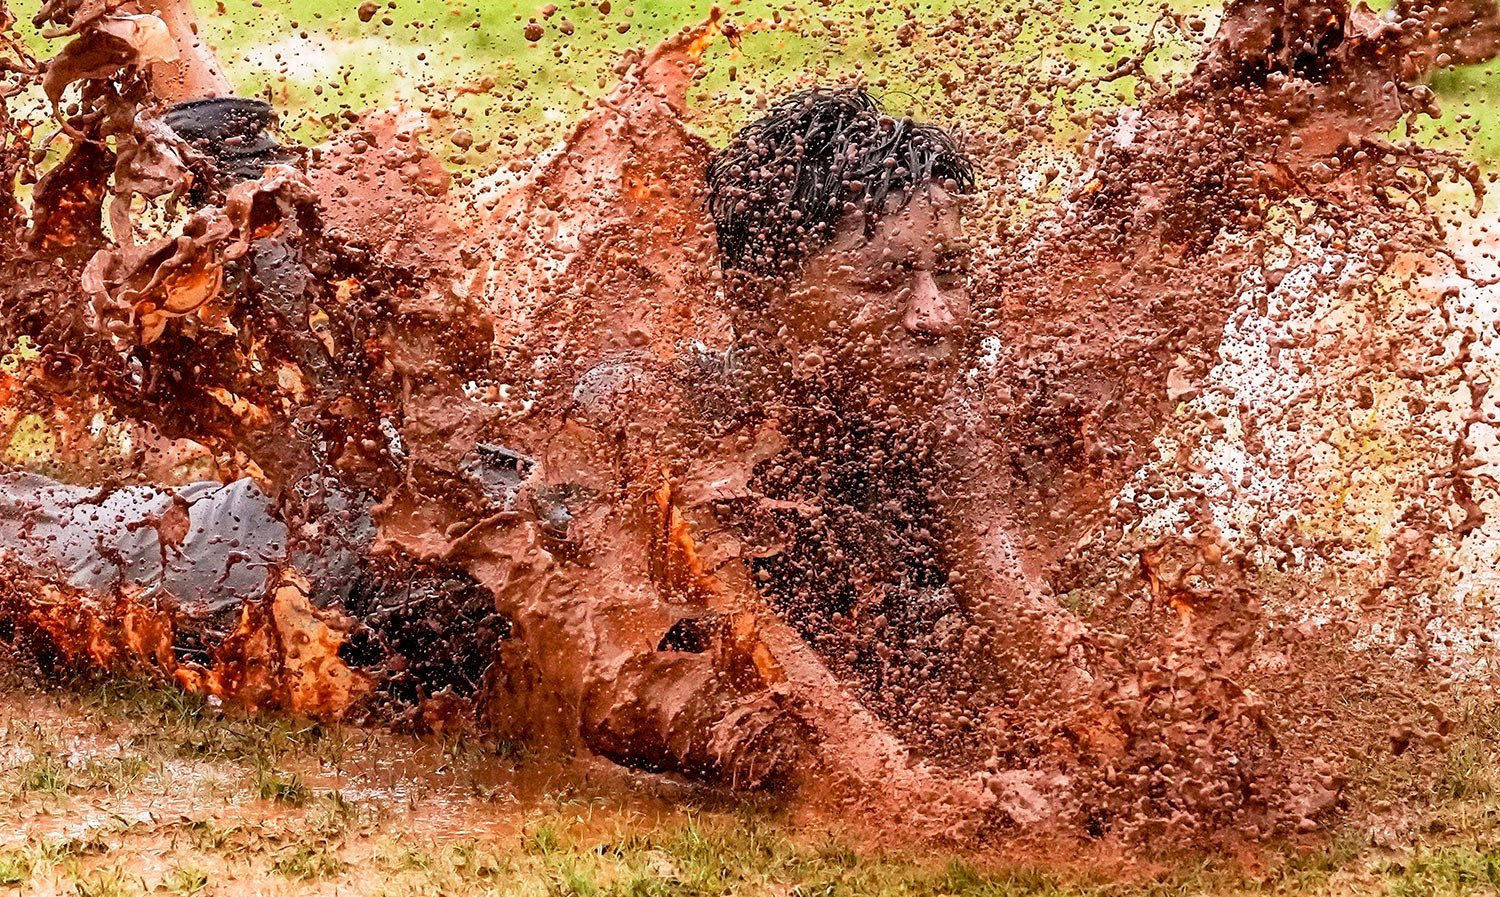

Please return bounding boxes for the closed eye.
[852,262,904,291]
[933,252,970,287]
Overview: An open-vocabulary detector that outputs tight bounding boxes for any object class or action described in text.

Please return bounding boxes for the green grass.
[0,849,30,886]
[0,837,109,890]
[183,819,250,854]
[8,0,1224,155]
[77,755,151,795]
[365,817,1391,897]
[72,867,145,897]
[1377,847,1500,897]
[308,789,361,836]
[272,845,348,880]
[123,0,1500,168]
[253,763,311,804]
[162,865,212,896]
[15,752,70,796]
[4,676,1500,896]
[81,678,343,766]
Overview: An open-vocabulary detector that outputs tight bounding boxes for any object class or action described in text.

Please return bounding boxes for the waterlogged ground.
[0,675,1496,897]
[3,0,1500,877]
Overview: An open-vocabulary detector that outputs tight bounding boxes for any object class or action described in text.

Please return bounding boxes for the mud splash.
[1,0,1499,849]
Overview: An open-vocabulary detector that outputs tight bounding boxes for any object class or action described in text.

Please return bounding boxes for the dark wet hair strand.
[706,88,977,288]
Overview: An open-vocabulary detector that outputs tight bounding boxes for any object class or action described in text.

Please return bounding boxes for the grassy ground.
[5,0,1500,893]
[12,0,1500,166]
[180,0,1500,167]
[189,0,1200,149]
[2,674,1500,896]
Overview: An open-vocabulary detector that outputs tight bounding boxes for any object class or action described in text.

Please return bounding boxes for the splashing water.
[0,0,1498,850]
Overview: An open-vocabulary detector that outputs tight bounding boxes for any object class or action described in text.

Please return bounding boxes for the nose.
[902,271,959,339]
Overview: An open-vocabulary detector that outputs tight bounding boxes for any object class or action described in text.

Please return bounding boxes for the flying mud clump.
[0,0,1499,847]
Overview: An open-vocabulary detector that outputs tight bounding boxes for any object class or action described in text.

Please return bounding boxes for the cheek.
[950,289,974,324]
[779,285,874,340]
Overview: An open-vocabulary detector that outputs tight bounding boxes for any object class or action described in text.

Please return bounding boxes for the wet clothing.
[0,466,510,696]
[163,97,295,195]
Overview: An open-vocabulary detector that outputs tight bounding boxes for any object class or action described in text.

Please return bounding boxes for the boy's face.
[758,186,971,415]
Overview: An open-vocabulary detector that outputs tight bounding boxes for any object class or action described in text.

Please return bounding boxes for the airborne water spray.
[0,0,1497,849]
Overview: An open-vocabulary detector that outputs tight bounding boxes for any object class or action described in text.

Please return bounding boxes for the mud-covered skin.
[2,0,1500,841]
[752,189,972,417]
[554,347,978,768]
[423,349,811,790]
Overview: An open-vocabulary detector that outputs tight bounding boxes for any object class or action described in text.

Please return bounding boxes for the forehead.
[822,186,964,260]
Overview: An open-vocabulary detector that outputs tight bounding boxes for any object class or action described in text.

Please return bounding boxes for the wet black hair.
[705,88,976,289]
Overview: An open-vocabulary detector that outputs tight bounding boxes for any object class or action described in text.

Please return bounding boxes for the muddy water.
[1,0,1499,849]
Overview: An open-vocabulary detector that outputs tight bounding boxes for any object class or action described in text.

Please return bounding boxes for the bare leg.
[133,0,232,102]
[125,0,292,192]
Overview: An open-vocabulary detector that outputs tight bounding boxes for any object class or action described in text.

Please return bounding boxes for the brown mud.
[1,0,1499,853]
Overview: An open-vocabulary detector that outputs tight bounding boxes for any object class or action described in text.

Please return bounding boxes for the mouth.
[892,338,957,370]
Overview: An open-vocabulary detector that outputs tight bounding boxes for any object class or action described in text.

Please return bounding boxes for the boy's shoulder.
[568,344,749,441]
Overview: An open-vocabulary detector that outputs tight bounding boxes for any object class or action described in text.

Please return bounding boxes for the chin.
[886,352,958,380]
[873,370,957,407]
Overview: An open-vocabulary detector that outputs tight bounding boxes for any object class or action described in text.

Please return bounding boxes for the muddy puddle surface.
[2,0,1500,858]
[5,675,1500,896]
[0,677,900,896]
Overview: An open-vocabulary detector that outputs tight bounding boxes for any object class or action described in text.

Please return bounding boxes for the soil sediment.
[0,0,1498,848]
